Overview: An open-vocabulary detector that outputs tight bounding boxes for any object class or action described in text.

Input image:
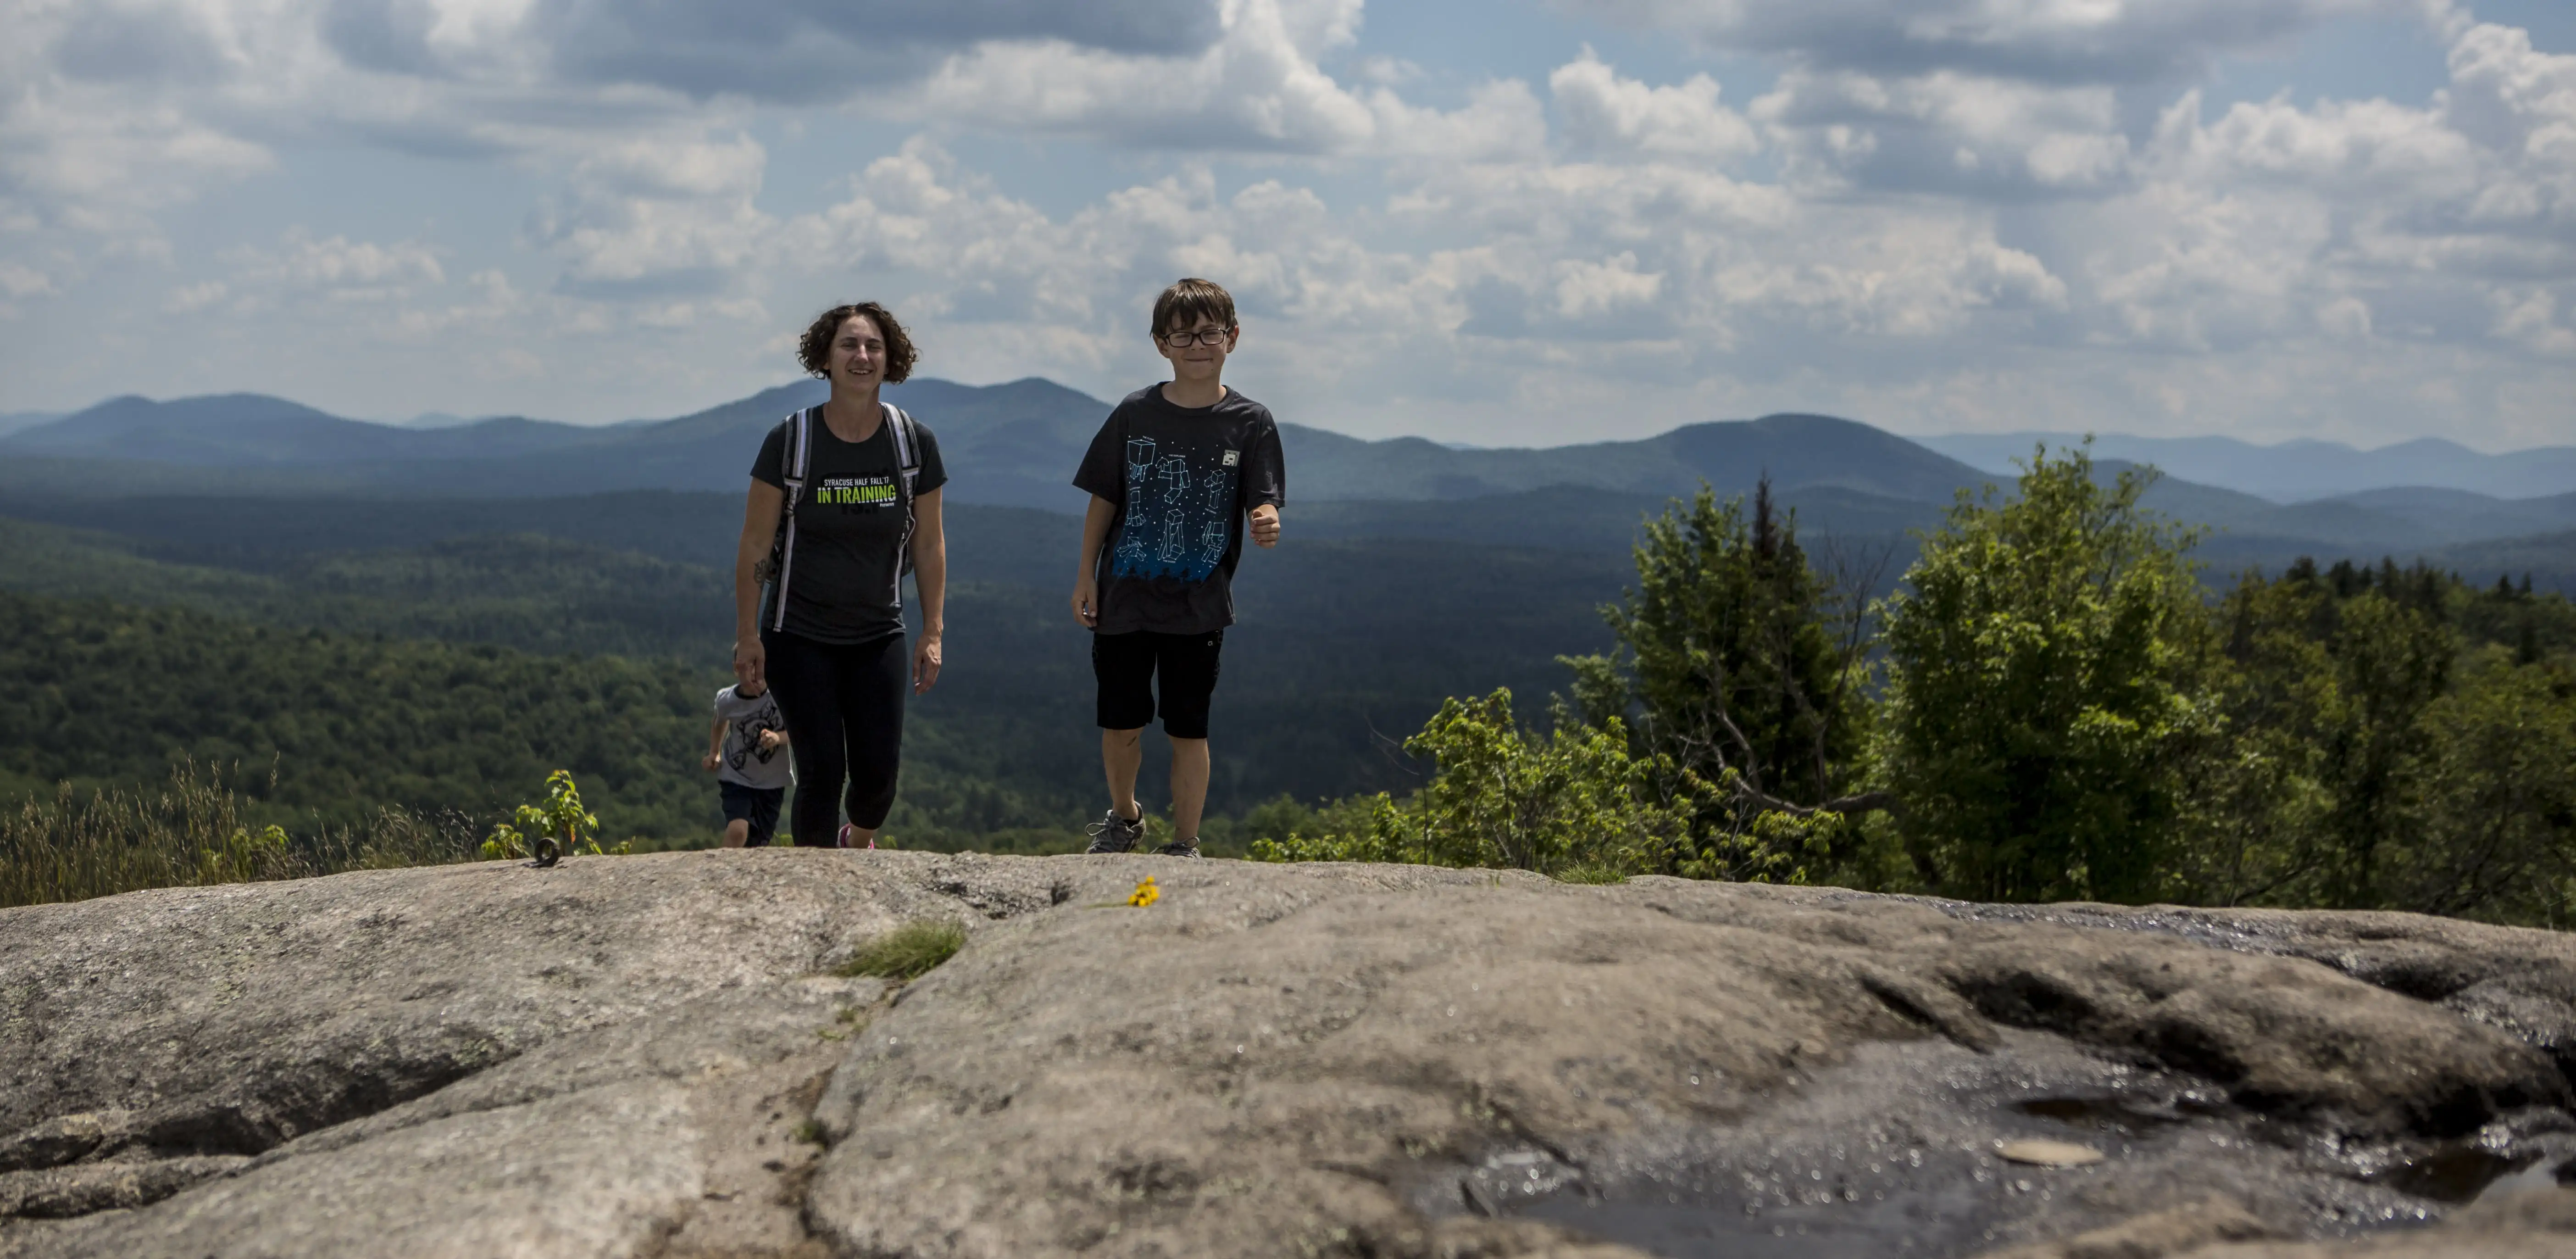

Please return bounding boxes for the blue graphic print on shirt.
[1071,384,1284,635]
[1110,434,1242,584]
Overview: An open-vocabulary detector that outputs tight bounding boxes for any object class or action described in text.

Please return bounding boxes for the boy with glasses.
[1069,278,1286,857]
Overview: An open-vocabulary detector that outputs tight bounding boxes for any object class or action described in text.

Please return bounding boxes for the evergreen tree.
[1564,477,1879,819]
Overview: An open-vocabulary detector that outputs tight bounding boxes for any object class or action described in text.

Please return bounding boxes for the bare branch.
[1732,782,1901,820]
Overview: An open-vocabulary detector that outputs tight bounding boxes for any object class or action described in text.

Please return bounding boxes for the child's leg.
[744,787,783,847]
[717,780,766,848]
[1156,630,1224,844]
[1168,738,1209,841]
[839,633,909,843]
[1102,728,1144,822]
[1092,632,1157,823]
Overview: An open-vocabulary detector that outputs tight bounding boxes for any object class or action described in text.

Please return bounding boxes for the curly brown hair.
[797,302,916,383]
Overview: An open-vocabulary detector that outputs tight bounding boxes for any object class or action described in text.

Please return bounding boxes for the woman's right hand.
[1070,578,1098,627]
[733,638,766,690]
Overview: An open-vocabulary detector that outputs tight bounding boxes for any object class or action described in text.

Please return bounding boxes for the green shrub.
[481,770,624,861]
[1251,689,1720,878]
[835,919,968,981]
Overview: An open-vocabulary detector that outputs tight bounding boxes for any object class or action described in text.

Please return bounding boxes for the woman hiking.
[732,302,949,847]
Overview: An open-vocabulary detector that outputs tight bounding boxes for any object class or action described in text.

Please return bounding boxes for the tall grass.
[0,762,478,909]
[834,919,968,981]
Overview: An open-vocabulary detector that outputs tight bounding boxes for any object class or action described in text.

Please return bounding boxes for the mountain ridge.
[0,382,2016,507]
[10,382,2572,565]
[26,386,2574,503]
[1920,429,2576,502]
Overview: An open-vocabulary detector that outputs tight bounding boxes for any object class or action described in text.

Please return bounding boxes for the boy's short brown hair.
[1151,279,1235,336]
[797,302,916,384]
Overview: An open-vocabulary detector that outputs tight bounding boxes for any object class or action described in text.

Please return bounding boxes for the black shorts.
[1093,630,1224,739]
[718,780,785,846]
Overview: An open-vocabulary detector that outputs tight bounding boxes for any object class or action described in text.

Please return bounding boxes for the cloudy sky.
[2,0,2570,450]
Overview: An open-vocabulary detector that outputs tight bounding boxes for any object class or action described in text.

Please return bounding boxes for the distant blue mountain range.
[1919,430,2576,503]
[0,412,62,439]
[0,379,2002,510]
[5,382,2572,590]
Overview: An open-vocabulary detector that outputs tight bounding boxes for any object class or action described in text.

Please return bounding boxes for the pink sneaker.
[838,824,876,850]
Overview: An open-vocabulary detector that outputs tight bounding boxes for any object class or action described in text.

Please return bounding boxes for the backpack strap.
[885,404,921,488]
[885,403,922,580]
[766,407,817,632]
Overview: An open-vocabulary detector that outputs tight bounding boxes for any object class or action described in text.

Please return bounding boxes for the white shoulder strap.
[770,408,815,633]
[884,404,917,470]
[786,407,815,485]
[885,404,921,496]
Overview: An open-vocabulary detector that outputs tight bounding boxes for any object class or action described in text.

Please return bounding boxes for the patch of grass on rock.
[1554,863,1629,885]
[835,919,967,981]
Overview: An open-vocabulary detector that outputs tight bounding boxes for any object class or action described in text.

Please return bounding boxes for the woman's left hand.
[913,633,943,695]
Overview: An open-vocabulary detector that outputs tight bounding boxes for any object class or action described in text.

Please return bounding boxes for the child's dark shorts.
[719,780,785,846]
[1093,630,1224,739]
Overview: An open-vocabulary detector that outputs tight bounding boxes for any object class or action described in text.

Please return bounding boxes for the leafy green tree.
[2382,647,2576,923]
[2173,563,2340,906]
[1878,445,2221,903]
[2309,588,2453,908]
[2187,558,2574,920]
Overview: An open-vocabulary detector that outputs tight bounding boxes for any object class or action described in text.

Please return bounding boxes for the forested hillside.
[0,590,714,841]
[0,504,1633,847]
[5,451,2568,869]
[0,518,733,659]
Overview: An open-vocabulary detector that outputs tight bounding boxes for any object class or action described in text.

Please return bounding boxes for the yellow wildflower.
[1127,876,1160,907]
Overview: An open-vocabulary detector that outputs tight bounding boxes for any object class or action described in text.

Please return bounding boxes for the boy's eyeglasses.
[1159,328,1235,348]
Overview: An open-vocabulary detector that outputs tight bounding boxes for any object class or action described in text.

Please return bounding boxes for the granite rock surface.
[0,850,2570,1258]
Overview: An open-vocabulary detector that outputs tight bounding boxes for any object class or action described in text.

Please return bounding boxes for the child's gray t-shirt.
[713,685,793,790]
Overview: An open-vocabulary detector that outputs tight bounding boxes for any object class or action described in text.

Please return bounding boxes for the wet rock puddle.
[1498,1075,2566,1259]
[1504,1113,2083,1259]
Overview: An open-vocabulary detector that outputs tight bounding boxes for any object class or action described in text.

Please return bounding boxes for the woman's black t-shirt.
[750,407,947,645]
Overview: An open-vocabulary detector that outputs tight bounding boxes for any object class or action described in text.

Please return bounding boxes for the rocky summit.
[3,851,2575,1259]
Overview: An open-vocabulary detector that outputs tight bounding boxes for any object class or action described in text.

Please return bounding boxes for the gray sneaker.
[1151,840,1202,859]
[1083,810,1144,854]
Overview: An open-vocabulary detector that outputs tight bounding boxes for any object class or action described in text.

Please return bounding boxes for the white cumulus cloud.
[1551,49,1760,160]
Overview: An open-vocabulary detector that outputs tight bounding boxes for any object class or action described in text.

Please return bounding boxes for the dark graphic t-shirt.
[1071,385,1286,635]
[751,407,948,645]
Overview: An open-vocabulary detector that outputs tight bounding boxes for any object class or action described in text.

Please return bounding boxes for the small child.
[1068,278,1286,857]
[704,680,792,847]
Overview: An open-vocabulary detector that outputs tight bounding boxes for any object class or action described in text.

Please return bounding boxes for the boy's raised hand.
[1250,503,1281,548]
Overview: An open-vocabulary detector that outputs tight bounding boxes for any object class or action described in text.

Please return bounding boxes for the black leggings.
[762,629,907,845]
